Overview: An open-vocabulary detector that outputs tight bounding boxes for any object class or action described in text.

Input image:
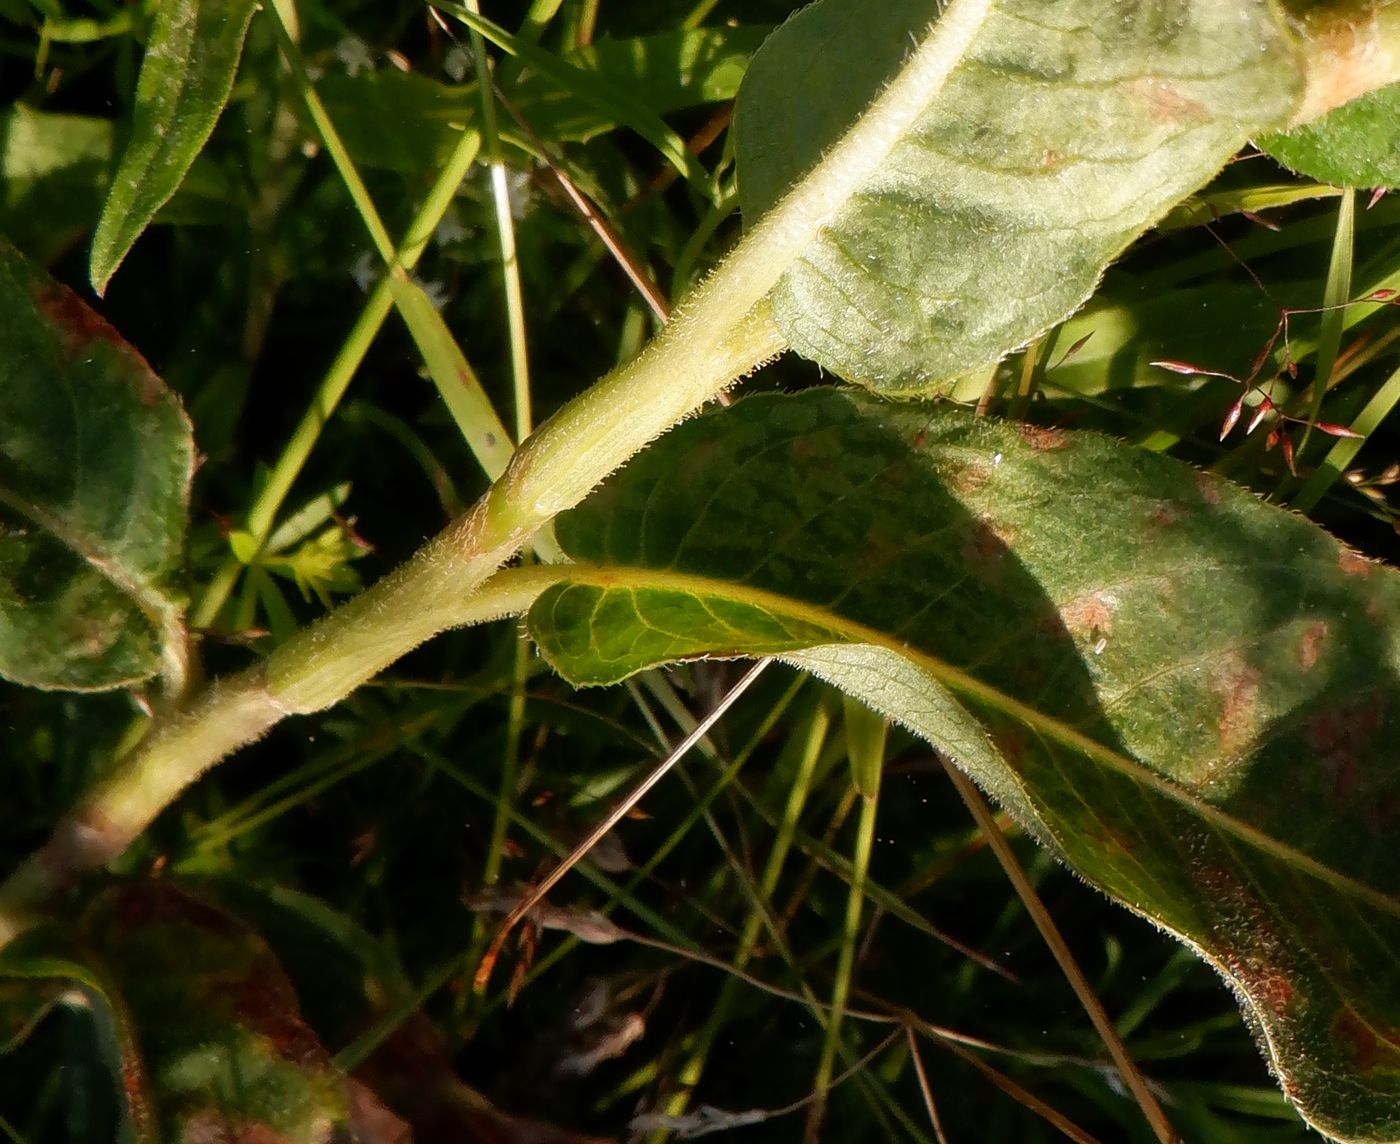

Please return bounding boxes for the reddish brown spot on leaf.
[1211,656,1260,759]
[1298,620,1328,670]
[1306,698,1384,801]
[1147,501,1182,530]
[33,283,163,406]
[1015,424,1068,451]
[941,457,991,495]
[345,1077,412,1144]
[960,518,1013,584]
[1338,549,1372,576]
[1058,590,1119,644]
[1133,78,1209,123]
[1242,962,1297,1019]
[979,513,1016,548]
[182,1114,295,1144]
[231,972,326,1067]
[1195,864,1298,1017]
[121,1052,154,1138]
[1331,1009,1400,1075]
[1193,471,1222,505]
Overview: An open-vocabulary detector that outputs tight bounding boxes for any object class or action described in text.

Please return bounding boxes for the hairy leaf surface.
[85,884,354,1142]
[1260,82,1400,188]
[0,885,360,1142]
[734,0,1303,393]
[89,0,256,293]
[0,242,192,692]
[530,389,1400,1143]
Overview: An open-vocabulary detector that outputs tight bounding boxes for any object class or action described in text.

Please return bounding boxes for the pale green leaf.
[0,242,192,692]
[530,389,1400,1143]
[0,104,113,263]
[89,0,257,294]
[734,0,1304,393]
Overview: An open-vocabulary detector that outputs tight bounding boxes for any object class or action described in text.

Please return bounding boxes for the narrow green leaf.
[89,0,257,294]
[1259,82,1400,188]
[1294,357,1400,514]
[387,271,516,480]
[1046,284,1280,399]
[1297,188,1354,460]
[0,242,192,693]
[733,0,1303,394]
[842,694,886,799]
[1159,182,1343,231]
[530,389,1400,1143]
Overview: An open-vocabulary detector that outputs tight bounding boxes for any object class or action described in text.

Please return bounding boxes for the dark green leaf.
[89,0,257,294]
[1046,283,1282,397]
[734,0,1303,393]
[510,26,769,142]
[323,27,765,174]
[1259,82,1400,188]
[318,70,478,176]
[0,242,192,692]
[0,923,152,1142]
[81,883,352,1142]
[531,389,1400,1143]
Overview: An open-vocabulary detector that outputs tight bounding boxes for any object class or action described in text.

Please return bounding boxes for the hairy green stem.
[0,0,992,940]
[0,564,562,947]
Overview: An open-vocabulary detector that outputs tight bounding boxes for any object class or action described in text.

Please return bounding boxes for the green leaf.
[1046,283,1281,398]
[79,883,353,1143]
[842,694,886,799]
[530,389,1400,1143]
[438,4,715,194]
[0,104,113,264]
[0,923,155,1142]
[317,70,479,176]
[1259,82,1400,188]
[733,0,1303,394]
[321,26,765,175]
[89,0,257,294]
[0,886,363,1142]
[510,26,770,142]
[0,242,192,692]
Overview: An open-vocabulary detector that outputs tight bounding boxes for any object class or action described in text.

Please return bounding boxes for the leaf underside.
[0,242,192,692]
[734,0,1302,394]
[89,0,257,294]
[530,389,1400,1144]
